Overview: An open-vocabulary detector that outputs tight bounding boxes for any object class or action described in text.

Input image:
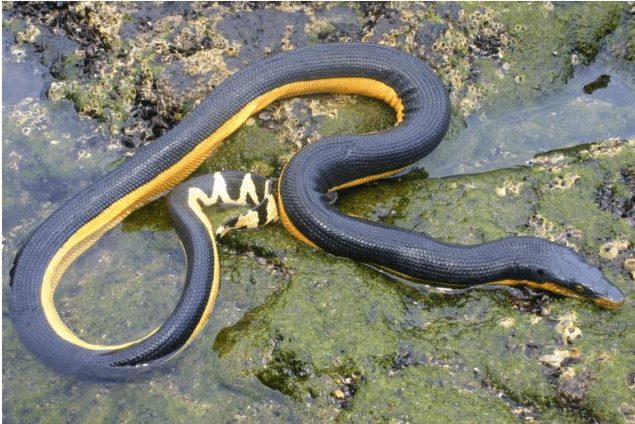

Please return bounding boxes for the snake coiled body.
[9,43,623,380]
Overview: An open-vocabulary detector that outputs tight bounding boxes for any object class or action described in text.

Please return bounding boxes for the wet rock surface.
[596,166,635,226]
[3,2,635,423]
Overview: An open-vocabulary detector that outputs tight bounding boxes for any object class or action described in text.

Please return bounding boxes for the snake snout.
[545,248,625,308]
[591,274,625,308]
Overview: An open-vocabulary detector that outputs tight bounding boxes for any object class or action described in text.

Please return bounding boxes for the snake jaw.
[592,282,625,308]
[541,248,625,308]
[579,269,625,308]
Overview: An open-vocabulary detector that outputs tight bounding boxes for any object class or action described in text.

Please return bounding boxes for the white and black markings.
[186,171,279,239]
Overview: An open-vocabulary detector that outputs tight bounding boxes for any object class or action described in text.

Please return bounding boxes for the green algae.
[211,139,634,422]
[339,365,517,423]
[462,2,629,111]
[1,98,118,237]
[240,138,631,421]
[203,122,290,174]
[585,355,635,423]
[314,96,396,138]
[11,2,630,130]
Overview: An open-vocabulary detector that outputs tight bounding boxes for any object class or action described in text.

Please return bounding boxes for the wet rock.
[255,339,313,400]
[526,213,582,251]
[415,22,447,47]
[15,23,40,43]
[357,2,395,35]
[558,370,591,406]
[3,3,635,423]
[217,9,309,68]
[598,238,631,260]
[555,313,582,345]
[619,403,635,423]
[390,349,427,371]
[624,258,635,280]
[331,374,362,409]
[498,317,515,328]
[583,74,611,94]
[277,98,322,149]
[363,8,402,45]
[573,6,623,62]
[495,180,523,197]
[473,33,504,58]
[340,365,517,422]
[539,348,581,369]
[547,172,580,190]
[435,2,461,21]
[315,4,361,36]
[258,111,272,122]
[37,30,81,80]
[595,166,635,225]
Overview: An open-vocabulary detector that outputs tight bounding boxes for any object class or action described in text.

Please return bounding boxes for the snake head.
[535,247,624,308]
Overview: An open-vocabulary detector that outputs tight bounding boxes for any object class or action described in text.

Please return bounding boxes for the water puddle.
[422,53,635,177]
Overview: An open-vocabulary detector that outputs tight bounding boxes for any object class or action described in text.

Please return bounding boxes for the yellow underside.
[492,279,622,308]
[490,279,584,299]
[370,266,612,306]
[41,77,406,350]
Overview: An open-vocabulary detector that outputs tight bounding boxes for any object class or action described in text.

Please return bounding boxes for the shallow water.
[423,53,635,177]
[2,10,635,423]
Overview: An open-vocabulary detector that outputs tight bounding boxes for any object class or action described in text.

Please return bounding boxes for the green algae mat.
[3,3,635,423]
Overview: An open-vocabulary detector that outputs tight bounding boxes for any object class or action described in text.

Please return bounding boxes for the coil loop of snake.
[9,43,624,380]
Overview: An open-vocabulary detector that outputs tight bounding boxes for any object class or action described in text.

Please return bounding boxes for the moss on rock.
[3,2,634,423]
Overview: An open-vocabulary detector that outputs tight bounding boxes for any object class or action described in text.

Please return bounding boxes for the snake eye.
[575,284,585,293]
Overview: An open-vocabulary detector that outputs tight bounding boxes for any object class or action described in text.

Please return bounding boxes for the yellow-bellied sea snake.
[9,43,624,380]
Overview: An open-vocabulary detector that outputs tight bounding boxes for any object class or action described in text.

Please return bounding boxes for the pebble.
[555,313,582,344]
[599,239,630,260]
[539,348,581,368]
[498,317,515,328]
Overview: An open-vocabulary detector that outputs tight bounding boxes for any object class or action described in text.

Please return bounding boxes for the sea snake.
[9,43,624,380]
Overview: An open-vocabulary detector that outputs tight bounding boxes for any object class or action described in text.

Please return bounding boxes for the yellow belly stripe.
[490,279,584,300]
[328,167,407,192]
[275,188,320,250]
[41,77,406,350]
[182,189,221,346]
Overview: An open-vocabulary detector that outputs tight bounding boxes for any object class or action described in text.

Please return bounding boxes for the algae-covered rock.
[216,138,634,423]
[339,365,517,423]
[7,2,631,136]
[3,2,635,423]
